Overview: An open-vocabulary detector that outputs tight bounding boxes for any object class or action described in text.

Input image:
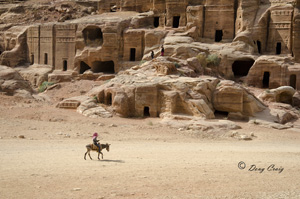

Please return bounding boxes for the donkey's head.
[105,143,111,152]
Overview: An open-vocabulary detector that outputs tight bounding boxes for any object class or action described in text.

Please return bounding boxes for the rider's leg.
[97,143,101,153]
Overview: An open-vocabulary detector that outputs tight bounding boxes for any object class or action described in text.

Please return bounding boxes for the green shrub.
[139,60,147,66]
[147,121,153,126]
[38,81,55,92]
[206,54,220,66]
[196,53,207,68]
[174,62,181,68]
[93,96,99,103]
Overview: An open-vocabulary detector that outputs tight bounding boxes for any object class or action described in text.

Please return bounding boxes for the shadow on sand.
[100,159,125,163]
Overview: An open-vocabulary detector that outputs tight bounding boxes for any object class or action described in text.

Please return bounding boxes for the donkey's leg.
[88,151,92,160]
[84,151,88,160]
[97,152,100,160]
[100,152,103,159]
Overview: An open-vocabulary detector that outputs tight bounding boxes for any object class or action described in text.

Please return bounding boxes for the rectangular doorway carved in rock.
[63,60,68,71]
[106,92,112,105]
[31,54,34,65]
[173,16,180,28]
[257,40,261,54]
[263,71,270,88]
[144,107,150,117]
[44,53,48,65]
[215,30,223,42]
[154,17,160,28]
[130,48,136,61]
[290,74,296,89]
[276,42,281,55]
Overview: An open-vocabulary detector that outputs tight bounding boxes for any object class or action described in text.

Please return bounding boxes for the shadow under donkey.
[84,143,110,160]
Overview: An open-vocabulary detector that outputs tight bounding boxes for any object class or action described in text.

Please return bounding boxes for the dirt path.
[1,138,300,199]
[1,95,300,199]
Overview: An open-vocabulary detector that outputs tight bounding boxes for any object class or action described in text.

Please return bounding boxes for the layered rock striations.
[86,58,266,119]
[0,0,300,120]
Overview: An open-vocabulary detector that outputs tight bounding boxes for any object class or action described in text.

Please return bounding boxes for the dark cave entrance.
[214,110,229,119]
[232,59,255,77]
[144,107,150,117]
[173,16,180,28]
[92,61,115,74]
[263,72,270,88]
[106,92,112,105]
[44,53,48,65]
[130,48,136,61]
[154,17,160,28]
[63,60,68,71]
[276,42,281,55]
[257,40,261,54]
[82,26,103,47]
[80,61,91,74]
[31,54,34,65]
[290,74,297,89]
[215,30,223,42]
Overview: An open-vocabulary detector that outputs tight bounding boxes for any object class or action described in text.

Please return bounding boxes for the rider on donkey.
[92,132,102,153]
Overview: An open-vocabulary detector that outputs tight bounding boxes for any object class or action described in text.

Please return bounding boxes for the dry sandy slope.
[1,86,300,198]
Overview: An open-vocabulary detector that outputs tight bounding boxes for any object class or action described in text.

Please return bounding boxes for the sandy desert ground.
[1,81,300,199]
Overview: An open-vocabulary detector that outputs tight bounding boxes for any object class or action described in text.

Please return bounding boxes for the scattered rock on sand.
[239,135,252,141]
[18,135,25,139]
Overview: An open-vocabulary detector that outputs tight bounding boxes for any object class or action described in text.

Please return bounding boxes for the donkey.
[84,143,110,160]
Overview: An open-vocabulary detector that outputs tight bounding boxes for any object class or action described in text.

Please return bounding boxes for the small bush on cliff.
[196,53,220,68]
[139,60,147,66]
[206,54,220,66]
[196,53,207,68]
[174,62,181,68]
[93,96,99,103]
[38,81,55,92]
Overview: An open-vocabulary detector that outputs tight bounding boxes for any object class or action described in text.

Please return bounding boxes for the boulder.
[81,107,113,118]
[18,64,53,87]
[213,80,265,116]
[77,98,112,118]
[152,59,177,75]
[213,80,244,113]
[186,57,203,74]
[270,103,299,124]
[0,65,32,96]
[292,91,300,108]
[96,74,115,81]
[258,86,296,104]
[189,99,215,119]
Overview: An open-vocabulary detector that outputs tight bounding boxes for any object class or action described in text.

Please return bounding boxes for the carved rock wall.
[294,7,300,62]
[27,24,76,71]
[0,26,29,67]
